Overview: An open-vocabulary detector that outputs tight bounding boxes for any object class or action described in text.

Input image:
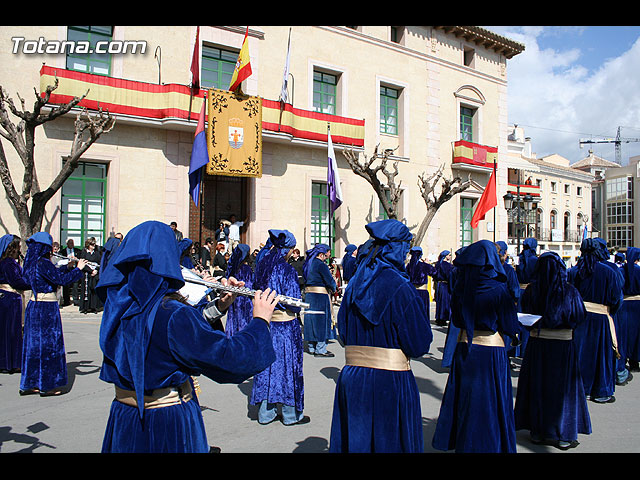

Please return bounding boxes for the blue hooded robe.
[341,244,357,282]
[20,232,83,394]
[329,219,432,453]
[302,243,337,342]
[432,240,521,453]
[249,230,305,423]
[406,246,436,324]
[568,238,624,401]
[616,247,640,368]
[97,221,275,452]
[223,243,254,337]
[514,252,591,446]
[433,250,454,325]
[0,234,31,373]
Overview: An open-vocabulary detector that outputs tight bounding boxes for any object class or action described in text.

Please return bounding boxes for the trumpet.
[52,252,100,270]
[182,274,315,311]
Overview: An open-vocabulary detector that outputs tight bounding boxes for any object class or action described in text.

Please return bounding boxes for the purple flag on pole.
[327,129,343,214]
[189,95,208,206]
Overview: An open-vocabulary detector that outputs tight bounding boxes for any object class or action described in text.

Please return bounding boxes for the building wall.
[0,25,520,258]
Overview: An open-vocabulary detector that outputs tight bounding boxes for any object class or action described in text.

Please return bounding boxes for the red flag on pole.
[190,26,200,93]
[471,165,497,229]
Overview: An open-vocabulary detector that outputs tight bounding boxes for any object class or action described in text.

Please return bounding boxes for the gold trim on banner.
[206,88,262,178]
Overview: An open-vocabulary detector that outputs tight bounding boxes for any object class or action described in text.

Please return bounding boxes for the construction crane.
[579,126,640,165]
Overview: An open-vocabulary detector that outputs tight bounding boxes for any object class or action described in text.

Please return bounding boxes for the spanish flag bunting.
[229,27,252,92]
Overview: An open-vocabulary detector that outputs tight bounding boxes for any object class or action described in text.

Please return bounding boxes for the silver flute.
[182,275,313,310]
[52,252,100,270]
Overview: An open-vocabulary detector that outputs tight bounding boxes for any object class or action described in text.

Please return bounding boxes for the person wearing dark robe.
[432,250,454,327]
[432,240,521,453]
[61,239,82,306]
[497,241,522,364]
[514,252,591,450]
[78,238,102,314]
[250,230,307,426]
[302,243,337,357]
[568,237,624,403]
[212,243,227,277]
[176,238,195,270]
[329,219,432,453]
[0,234,31,374]
[341,244,357,283]
[20,232,86,396]
[100,236,121,273]
[614,247,640,375]
[440,248,465,369]
[224,244,255,337]
[287,248,305,289]
[96,221,278,453]
[513,237,538,357]
[406,246,436,324]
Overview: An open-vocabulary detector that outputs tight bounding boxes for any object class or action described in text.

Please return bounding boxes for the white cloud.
[488,26,640,164]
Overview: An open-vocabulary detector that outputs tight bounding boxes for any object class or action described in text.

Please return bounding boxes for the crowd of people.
[1,218,639,454]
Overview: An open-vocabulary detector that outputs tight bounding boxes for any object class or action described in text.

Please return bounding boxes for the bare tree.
[342,145,402,220]
[413,164,471,247]
[342,146,471,247]
[0,76,115,248]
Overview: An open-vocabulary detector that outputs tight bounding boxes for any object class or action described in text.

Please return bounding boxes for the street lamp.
[503,190,534,257]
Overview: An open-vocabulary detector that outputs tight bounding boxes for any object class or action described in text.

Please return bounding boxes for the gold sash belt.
[345,345,410,371]
[458,330,505,347]
[30,292,58,302]
[519,283,529,290]
[0,283,19,294]
[115,380,193,410]
[270,309,296,322]
[305,286,336,328]
[583,301,620,359]
[415,284,428,290]
[529,328,573,341]
[305,286,328,294]
[624,295,640,301]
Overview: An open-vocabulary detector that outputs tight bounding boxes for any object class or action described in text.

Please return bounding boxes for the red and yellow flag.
[229,27,252,92]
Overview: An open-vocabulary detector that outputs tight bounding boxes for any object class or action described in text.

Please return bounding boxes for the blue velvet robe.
[432,253,521,453]
[433,259,454,324]
[224,263,254,337]
[20,258,83,392]
[617,248,640,365]
[568,260,624,399]
[0,257,30,372]
[514,253,591,443]
[101,298,275,452]
[330,250,432,452]
[303,257,336,342]
[441,267,460,368]
[406,252,435,323]
[250,251,304,412]
[342,245,357,282]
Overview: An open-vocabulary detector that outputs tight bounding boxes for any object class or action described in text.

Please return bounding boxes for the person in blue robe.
[250,230,307,426]
[302,243,337,357]
[432,250,454,327]
[497,241,522,362]
[568,237,624,403]
[100,236,121,272]
[96,221,277,453]
[615,252,626,269]
[432,240,521,453]
[224,244,254,337]
[178,238,195,269]
[440,249,463,369]
[329,219,432,453]
[0,234,31,374]
[514,252,591,450]
[341,244,357,283]
[406,246,435,324]
[616,247,640,374]
[20,232,86,396]
[514,237,538,358]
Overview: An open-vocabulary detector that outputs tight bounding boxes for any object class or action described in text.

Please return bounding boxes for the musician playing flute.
[329,219,432,453]
[20,232,88,396]
[96,221,278,453]
[250,229,308,426]
[78,237,102,314]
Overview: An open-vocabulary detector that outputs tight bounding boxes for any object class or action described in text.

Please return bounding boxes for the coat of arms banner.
[206,88,263,178]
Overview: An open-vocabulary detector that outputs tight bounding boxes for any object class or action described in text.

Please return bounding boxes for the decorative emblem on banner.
[206,88,262,177]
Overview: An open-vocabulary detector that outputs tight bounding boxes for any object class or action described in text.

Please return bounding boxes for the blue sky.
[485,26,640,165]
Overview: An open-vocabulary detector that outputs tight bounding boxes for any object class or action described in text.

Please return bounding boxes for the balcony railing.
[508,227,584,243]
